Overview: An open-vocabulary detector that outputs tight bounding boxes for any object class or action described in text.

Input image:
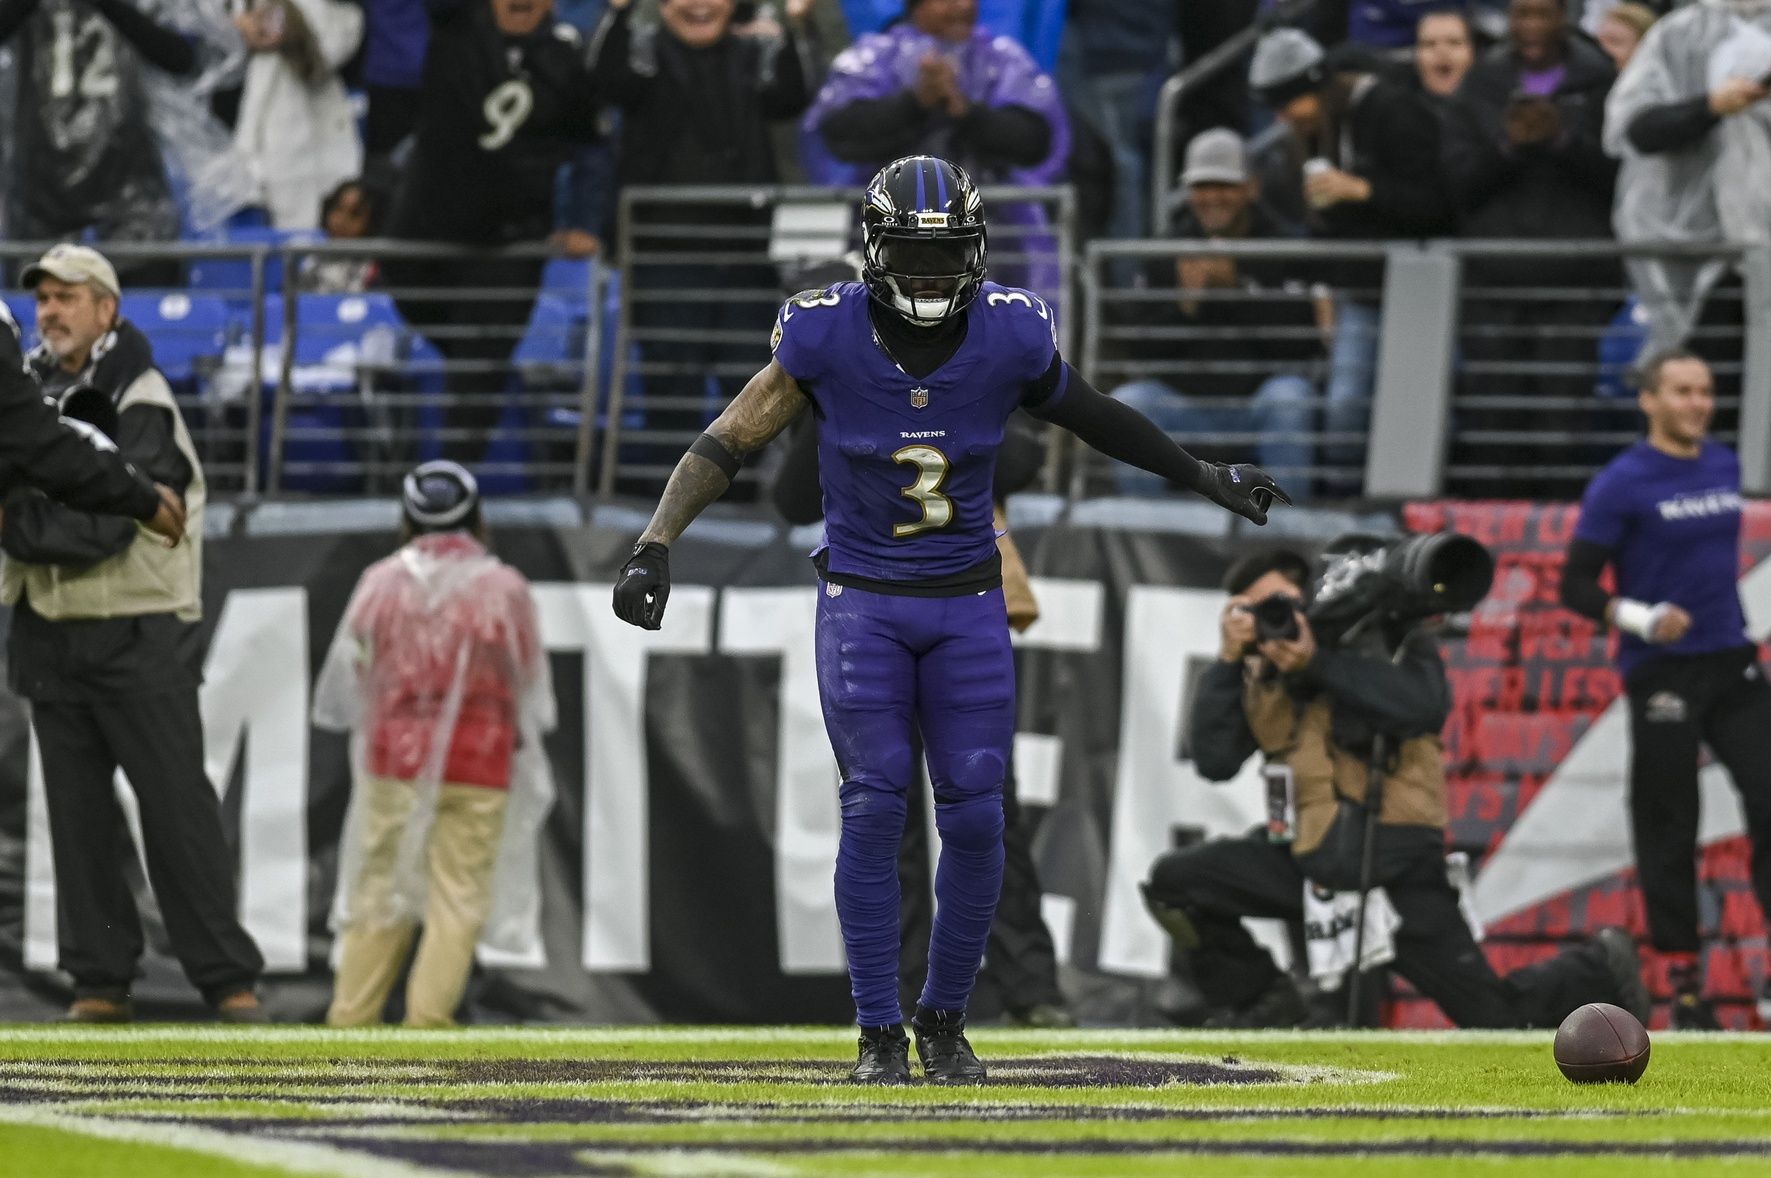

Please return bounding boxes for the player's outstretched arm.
[613,361,809,629]
[1027,363,1291,525]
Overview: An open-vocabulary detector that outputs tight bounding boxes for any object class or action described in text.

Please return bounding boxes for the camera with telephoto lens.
[1305,532,1495,646]
[1248,593,1302,642]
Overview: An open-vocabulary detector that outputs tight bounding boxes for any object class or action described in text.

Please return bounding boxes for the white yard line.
[0,1104,454,1178]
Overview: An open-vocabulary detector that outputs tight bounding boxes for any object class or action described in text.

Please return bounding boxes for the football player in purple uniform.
[614,156,1289,1083]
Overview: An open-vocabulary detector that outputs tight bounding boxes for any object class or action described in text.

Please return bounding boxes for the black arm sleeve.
[1627,96,1721,155]
[953,103,1052,168]
[1186,659,1261,781]
[817,92,931,163]
[1294,632,1451,739]
[0,488,138,565]
[1560,537,1614,623]
[1027,362,1208,493]
[90,0,196,75]
[0,0,39,44]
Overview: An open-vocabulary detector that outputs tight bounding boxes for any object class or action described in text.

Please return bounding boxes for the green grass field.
[2,1026,1770,1177]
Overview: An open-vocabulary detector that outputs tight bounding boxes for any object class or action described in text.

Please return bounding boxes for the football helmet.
[860,156,988,324]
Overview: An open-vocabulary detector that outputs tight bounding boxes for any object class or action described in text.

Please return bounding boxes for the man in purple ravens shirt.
[1561,349,1771,1030]
[613,156,1290,1083]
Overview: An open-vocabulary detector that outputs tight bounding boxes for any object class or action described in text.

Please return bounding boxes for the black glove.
[612,541,670,630]
[1200,463,1292,526]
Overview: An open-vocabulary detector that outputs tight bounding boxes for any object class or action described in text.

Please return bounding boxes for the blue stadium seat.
[256,293,444,492]
[119,292,232,391]
[513,293,583,372]
[2,293,228,394]
[3,296,36,348]
[541,257,596,308]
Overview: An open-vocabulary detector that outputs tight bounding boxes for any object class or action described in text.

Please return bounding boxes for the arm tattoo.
[638,361,809,545]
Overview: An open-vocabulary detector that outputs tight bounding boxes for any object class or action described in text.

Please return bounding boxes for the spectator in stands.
[1594,3,1655,73]
[1412,8,1475,103]
[1108,130,1325,499]
[591,0,815,474]
[384,0,604,464]
[1605,0,1771,357]
[803,0,1068,295]
[1249,26,1452,492]
[1444,0,1617,432]
[1058,0,1177,242]
[316,462,554,1028]
[301,179,387,294]
[0,0,194,283]
[5,244,265,1026]
[231,0,366,230]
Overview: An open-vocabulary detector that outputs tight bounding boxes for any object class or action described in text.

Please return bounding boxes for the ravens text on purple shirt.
[1573,439,1750,677]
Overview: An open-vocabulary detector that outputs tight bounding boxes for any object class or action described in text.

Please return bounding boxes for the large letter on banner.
[719,587,844,974]
[1097,585,1266,977]
[535,583,714,972]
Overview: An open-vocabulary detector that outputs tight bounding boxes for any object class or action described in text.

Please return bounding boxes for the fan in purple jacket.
[800,0,1069,297]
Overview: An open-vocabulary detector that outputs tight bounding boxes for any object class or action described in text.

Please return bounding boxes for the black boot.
[850,1024,911,1084]
[911,1006,986,1084]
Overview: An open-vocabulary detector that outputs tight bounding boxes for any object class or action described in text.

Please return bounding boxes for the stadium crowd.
[8,0,1759,490]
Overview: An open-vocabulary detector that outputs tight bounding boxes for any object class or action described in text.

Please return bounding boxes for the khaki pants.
[326,777,508,1028]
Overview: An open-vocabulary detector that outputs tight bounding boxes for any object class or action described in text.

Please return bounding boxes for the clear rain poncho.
[1605,0,1771,352]
[313,534,556,964]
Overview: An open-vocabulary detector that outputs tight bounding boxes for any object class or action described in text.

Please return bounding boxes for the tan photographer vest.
[1243,672,1447,856]
[1,370,204,622]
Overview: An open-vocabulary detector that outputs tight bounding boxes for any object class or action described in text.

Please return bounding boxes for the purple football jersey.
[771,281,1065,582]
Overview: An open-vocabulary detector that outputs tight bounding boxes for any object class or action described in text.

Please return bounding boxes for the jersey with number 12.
[770,280,1067,583]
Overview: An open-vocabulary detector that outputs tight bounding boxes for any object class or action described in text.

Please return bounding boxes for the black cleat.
[911,1007,986,1085]
[850,1024,911,1084]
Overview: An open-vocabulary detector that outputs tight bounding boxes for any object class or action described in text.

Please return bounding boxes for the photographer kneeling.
[1143,547,1648,1028]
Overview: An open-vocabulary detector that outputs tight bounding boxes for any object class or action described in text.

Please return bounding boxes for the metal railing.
[1079,238,1389,501]
[1078,236,1771,502]
[2,239,605,499]
[599,183,1077,496]
[8,227,1763,507]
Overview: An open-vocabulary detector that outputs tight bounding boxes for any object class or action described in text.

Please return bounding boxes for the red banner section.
[1403,502,1770,1029]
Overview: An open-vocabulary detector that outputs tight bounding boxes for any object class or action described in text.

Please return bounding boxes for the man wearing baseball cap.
[2,242,264,1024]
[1110,127,1326,497]
[0,246,182,542]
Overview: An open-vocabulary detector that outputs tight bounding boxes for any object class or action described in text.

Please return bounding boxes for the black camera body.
[1248,593,1302,643]
[1306,532,1495,646]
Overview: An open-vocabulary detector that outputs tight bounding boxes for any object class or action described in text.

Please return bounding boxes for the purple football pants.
[815,582,1015,1028]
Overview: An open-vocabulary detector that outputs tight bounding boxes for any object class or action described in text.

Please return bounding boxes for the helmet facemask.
[866,228,987,325]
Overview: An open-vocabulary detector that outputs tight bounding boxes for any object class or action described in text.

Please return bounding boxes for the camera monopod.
[1344,626,1419,1027]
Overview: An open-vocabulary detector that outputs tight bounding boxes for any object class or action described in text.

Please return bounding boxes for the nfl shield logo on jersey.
[910,386,930,409]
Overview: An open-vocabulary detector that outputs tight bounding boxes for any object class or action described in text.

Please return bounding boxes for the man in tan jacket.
[1142,548,1645,1029]
[3,246,264,1024]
